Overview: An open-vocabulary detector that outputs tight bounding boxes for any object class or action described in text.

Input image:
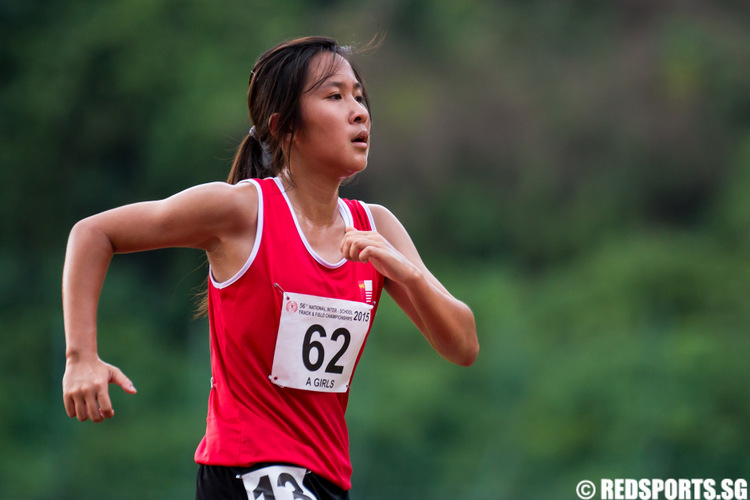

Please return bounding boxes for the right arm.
[62,181,258,422]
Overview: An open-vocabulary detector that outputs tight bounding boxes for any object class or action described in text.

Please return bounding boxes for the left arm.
[340,204,479,366]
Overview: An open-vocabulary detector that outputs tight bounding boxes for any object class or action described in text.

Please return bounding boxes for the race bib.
[270,291,373,393]
[237,464,315,500]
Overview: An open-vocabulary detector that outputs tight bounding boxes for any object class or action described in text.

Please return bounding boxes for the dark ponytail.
[227,131,275,184]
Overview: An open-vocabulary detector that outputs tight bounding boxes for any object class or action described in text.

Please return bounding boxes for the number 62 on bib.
[270,291,373,393]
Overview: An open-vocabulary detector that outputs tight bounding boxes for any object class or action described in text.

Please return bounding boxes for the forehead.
[305,52,359,90]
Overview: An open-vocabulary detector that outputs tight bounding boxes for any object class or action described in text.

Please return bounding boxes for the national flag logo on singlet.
[359,280,373,304]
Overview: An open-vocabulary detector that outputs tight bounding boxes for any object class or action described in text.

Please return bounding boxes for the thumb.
[109,365,137,394]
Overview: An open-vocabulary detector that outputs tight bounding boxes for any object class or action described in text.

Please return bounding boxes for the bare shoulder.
[150,180,260,252]
[173,180,258,210]
[367,203,408,240]
[366,203,391,219]
[367,203,401,231]
[167,181,259,227]
[365,203,418,254]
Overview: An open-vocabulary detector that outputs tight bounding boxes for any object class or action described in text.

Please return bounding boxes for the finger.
[352,237,383,262]
[341,234,357,260]
[344,239,359,261]
[97,387,115,420]
[63,375,79,418]
[110,366,137,394]
[359,246,411,282]
[361,245,392,267]
[63,393,76,418]
[73,395,89,422]
[345,234,374,259]
[350,242,367,262]
[358,246,374,263]
[340,227,356,254]
[86,392,104,423]
[354,243,372,263]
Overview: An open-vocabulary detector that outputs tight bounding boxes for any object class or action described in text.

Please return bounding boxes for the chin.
[339,164,367,182]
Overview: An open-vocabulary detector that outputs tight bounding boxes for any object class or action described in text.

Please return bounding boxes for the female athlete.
[62,36,479,500]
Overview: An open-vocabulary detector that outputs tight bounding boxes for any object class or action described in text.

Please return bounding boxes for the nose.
[350,97,369,125]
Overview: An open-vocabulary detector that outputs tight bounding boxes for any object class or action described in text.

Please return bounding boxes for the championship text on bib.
[270,291,373,393]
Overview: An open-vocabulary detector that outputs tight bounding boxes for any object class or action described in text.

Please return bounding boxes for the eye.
[355,94,365,104]
[327,93,342,100]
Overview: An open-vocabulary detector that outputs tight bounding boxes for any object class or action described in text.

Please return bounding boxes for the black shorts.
[196,463,350,500]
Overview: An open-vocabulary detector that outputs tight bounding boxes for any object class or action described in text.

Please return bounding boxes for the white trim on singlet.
[274,177,350,270]
[210,179,264,289]
[361,202,377,233]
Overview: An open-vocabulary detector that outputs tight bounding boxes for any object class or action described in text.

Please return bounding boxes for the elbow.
[450,308,479,367]
[69,217,114,248]
[442,325,479,367]
[467,341,480,366]
[458,309,479,367]
[66,218,116,263]
[455,341,480,367]
[69,217,101,243]
[433,334,479,367]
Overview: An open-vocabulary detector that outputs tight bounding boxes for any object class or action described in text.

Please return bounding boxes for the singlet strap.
[209,179,264,289]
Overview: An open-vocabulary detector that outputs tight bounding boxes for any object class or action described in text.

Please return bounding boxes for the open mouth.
[352,132,368,144]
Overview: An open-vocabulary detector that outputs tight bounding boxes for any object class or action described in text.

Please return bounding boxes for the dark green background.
[2,1,749,498]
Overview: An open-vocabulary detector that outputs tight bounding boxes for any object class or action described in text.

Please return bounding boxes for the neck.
[280,169,342,227]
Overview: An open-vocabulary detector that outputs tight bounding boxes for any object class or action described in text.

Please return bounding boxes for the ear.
[269,112,295,151]
[268,113,281,139]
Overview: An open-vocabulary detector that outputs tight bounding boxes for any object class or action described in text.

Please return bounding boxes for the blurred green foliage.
[2,1,750,499]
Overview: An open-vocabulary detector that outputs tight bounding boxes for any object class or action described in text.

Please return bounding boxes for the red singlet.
[194,177,384,490]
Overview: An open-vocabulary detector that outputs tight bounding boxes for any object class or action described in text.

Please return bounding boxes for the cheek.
[298,108,331,137]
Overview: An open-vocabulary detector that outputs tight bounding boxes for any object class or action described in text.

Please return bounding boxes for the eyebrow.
[319,80,363,92]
